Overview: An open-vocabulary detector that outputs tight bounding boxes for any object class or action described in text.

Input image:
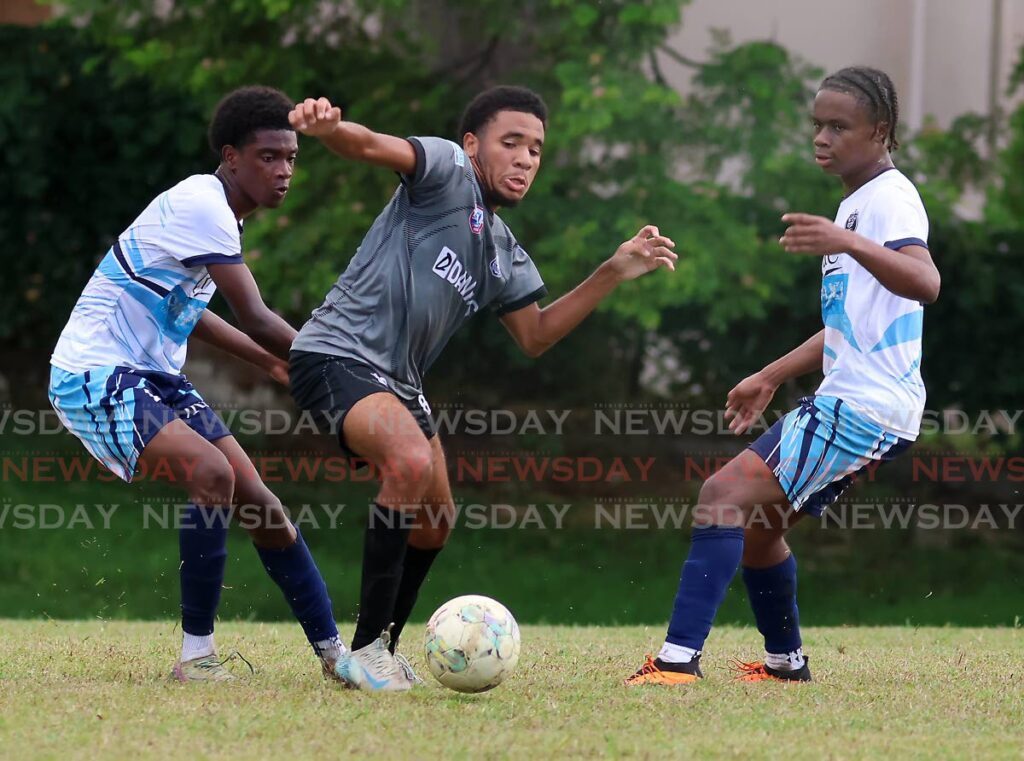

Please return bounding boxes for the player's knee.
[235,494,291,533]
[190,456,235,505]
[415,502,454,546]
[383,443,435,497]
[412,524,450,549]
[695,471,743,525]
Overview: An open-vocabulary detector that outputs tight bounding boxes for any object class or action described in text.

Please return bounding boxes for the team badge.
[845,210,859,231]
[489,257,501,278]
[470,205,485,235]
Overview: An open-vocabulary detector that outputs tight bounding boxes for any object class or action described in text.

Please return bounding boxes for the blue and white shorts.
[48,364,231,482]
[749,395,912,517]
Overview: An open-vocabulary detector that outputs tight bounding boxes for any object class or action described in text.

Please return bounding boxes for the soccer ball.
[423,595,521,693]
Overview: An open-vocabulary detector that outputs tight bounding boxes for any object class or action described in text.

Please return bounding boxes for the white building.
[664,0,1023,132]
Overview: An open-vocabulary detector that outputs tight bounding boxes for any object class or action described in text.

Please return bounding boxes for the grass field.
[1,620,1021,759]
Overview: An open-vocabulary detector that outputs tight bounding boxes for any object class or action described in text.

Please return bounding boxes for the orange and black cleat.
[730,658,812,683]
[624,655,703,686]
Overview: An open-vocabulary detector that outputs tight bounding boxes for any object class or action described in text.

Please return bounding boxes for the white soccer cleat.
[393,651,425,685]
[333,629,416,692]
[170,652,253,683]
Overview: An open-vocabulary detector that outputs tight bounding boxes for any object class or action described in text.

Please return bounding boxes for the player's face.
[226,129,298,210]
[464,110,544,209]
[810,89,887,179]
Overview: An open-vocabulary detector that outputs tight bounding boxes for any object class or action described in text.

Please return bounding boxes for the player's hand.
[288,97,343,137]
[724,371,777,435]
[779,213,854,255]
[607,225,677,281]
[268,359,291,388]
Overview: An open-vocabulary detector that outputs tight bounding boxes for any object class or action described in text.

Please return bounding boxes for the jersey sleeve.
[494,244,548,316]
[160,188,243,268]
[875,186,929,252]
[403,136,467,199]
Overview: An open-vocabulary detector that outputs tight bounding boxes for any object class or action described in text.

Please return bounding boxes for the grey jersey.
[292,136,547,399]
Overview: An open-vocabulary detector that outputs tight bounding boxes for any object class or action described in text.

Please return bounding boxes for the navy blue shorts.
[749,395,912,517]
[49,364,231,482]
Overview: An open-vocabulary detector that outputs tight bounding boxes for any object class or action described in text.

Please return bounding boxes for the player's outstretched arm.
[192,310,289,386]
[724,330,824,434]
[780,213,940,303]
[207,262,297,360]
[500,225,676,357]
[288,97,416,175]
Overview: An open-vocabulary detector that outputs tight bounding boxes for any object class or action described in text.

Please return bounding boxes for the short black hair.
[820,66,901,151]
[208,85,294,157]
[458,86,548,138]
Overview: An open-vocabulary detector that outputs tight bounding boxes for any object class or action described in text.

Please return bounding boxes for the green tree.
[52,0,825,400]
[0,24,206,348]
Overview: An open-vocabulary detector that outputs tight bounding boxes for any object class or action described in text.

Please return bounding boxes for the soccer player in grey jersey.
[287,86,677,690]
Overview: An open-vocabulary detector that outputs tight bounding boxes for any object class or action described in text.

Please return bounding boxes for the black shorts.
[288,350,436,458]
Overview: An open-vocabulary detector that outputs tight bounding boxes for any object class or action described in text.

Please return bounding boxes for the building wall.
[664,0,1024,130]
[0,0,51,25]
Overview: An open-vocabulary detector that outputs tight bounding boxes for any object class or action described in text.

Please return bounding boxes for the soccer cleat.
[333,629,416,692]
[320,655,355,686]
[730,657,813,683]
[393,652,425,685]
[171,651,254,683]
[624,654,703,686]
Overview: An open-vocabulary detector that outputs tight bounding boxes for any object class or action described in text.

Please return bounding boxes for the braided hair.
[820,66,900,151]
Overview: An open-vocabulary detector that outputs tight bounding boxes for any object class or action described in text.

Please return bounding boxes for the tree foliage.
[7,1,1024,416]
[0,24,206,345]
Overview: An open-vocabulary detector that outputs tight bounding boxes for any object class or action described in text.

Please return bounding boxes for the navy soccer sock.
[665,525,745,651]
[255,528,339,645]
[179,505,230,636]
[742,553,802,655]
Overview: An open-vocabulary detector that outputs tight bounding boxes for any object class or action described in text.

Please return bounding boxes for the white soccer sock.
[765,648,805,671]
[313,635,346,664]
[181,632,216,663]
[657,642,700,664]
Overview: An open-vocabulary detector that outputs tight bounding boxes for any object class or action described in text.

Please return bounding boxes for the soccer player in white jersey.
[626,66,941,685]
[48,86,347,682]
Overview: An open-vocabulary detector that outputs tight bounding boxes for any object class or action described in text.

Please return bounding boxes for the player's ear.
[463,132,479,160]
[221,144,239,172]
[872,121,889,145]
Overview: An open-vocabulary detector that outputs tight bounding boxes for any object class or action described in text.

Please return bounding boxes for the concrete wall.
[663,0,1024,130]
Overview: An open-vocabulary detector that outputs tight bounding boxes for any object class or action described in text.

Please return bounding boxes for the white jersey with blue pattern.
[815,168,929,439]
[51,174,242,376]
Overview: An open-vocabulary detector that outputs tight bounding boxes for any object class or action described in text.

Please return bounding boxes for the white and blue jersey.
[817,168,928,439]
[750,168,929,514]
[51,174,243,375]
[49,174,239,481]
